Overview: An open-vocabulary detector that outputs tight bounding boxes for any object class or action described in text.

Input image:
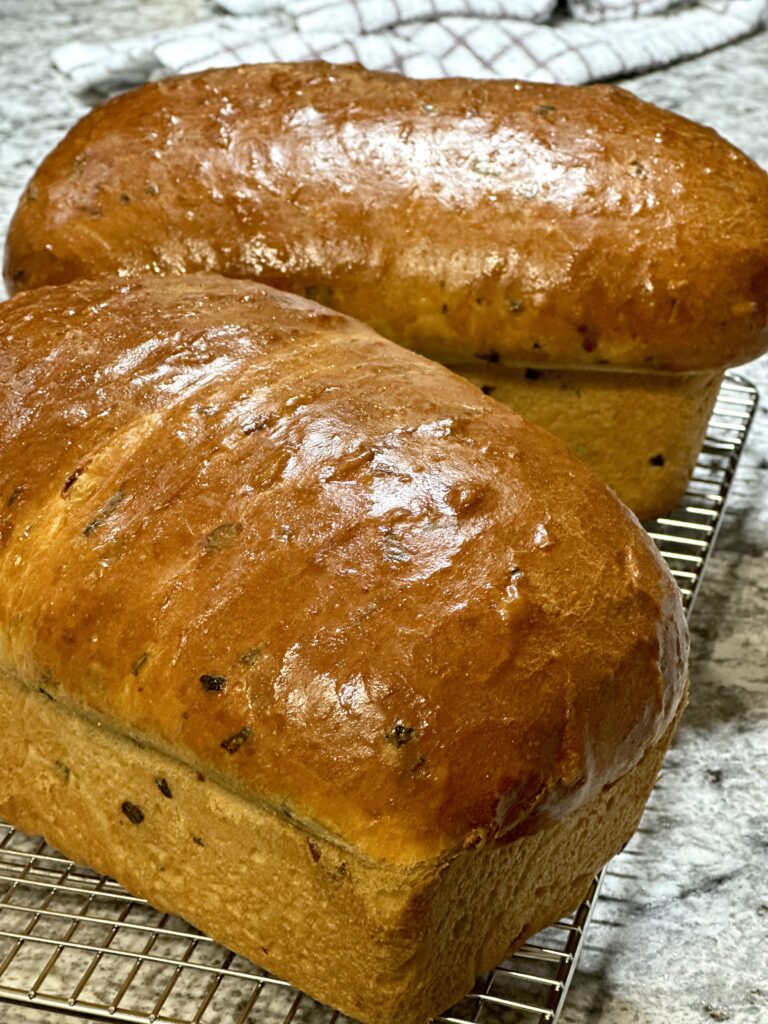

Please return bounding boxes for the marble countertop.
[0,3,766,1022]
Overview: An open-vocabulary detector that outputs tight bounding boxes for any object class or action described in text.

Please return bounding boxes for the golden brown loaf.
[0,273,688,1021]
[5,62,768,373]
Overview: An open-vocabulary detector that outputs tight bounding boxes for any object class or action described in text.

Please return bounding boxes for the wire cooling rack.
[0,372,758,1024]
[644,373,758,613]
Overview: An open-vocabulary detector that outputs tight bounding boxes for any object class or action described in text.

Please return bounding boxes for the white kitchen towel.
[53,0,768,95]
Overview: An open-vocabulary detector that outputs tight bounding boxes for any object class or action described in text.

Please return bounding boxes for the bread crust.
[0,666,685,1024]
[4,62,767,372]
[0,273,688,866]
[455,364,723,519]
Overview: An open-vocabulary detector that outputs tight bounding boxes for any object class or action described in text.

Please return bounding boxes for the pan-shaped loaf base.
[452,364,722,520]
[0,672,684,1024]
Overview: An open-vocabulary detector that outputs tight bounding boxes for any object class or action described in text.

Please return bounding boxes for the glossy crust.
[0,273,688,866]
[5,62,768,372]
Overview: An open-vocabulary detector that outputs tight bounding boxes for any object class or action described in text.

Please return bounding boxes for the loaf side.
[455,364,723,519]
[0,666,684,1024]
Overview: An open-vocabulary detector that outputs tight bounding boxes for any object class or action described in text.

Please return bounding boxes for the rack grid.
[0,373,758,1024]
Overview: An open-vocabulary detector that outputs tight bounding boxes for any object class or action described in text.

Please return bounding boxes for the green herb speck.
[121,801,145,825]
[381,528,411,565]
[220,726,252,754]
[385,722,415,748]
[84,491,125,537]
[7,486,24,508]
[243,416,266,434]
[132,652,149,677]
[156,777,173,799]
[204,522,243,551]
[201,674,227,692]
[62,466,85,495]
[238,647,262,666]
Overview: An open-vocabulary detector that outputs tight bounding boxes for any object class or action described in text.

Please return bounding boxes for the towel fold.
[52,0,768,95]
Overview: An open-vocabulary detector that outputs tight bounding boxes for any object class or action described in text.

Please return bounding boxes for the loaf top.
[5,61,768,373]
[0,273,688,865]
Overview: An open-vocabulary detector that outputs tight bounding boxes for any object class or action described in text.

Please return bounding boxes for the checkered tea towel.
[53,0,768,94]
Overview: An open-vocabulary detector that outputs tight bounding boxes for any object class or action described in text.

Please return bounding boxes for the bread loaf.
[4,62,768,516]
[0,272,688,1023]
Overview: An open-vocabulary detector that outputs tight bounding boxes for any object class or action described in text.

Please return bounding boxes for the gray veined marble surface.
[0,2,767,1023]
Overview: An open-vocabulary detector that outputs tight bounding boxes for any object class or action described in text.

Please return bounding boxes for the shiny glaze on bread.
[0,273,688,864]
[5,62,768,372]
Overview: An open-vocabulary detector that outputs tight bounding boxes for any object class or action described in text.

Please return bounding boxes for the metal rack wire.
[0,373,758,1024]
[644,373,758,613]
